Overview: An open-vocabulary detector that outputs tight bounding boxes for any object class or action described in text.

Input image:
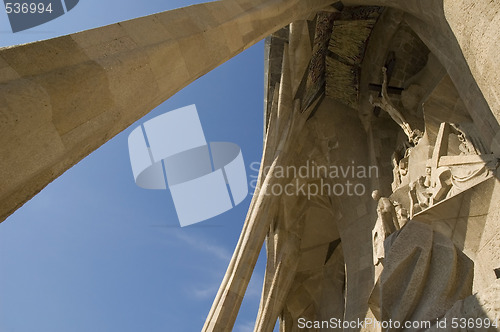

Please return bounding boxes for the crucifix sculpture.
[370,66,414,141]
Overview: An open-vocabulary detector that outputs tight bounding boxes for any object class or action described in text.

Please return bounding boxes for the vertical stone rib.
[254,225,302,332]
[203,92,321,332]
[276,44,293,136]
[254,44,297,329]
[288,20,312,97]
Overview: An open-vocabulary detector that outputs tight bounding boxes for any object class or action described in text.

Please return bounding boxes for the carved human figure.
[393,201,408,228]
[423,165,432,188]
[450,123,478,155]
[369,67,413,139]
[369,190,403,322]
[409,128,423,146]
[371,190,400,267]
[391,152,402,191]
[390,147,411,191]
[408,176,434,217]
[399,157,408,176]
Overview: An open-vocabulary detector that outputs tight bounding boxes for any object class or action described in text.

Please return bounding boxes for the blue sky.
[0,1,272,331]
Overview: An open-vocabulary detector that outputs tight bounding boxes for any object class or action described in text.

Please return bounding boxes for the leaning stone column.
[0,0,334,222]
[203,56,321,332]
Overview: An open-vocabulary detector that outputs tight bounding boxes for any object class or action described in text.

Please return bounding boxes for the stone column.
[203,42,321,330]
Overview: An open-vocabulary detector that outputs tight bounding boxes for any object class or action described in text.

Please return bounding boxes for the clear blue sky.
[0,1,272,331]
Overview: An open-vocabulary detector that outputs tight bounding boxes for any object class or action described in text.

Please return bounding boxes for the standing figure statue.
[371,190,400,267]
[369,190,402,322]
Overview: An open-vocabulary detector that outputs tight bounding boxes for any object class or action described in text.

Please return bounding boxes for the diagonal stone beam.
[0,0,335,222]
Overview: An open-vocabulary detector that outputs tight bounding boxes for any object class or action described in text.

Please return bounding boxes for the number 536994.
[5,2,53,14]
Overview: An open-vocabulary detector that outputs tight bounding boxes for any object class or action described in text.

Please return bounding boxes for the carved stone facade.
[253,5,500,330]
[1,0,500,331]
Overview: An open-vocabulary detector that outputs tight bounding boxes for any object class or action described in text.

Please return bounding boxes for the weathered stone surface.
[373,221,473,328]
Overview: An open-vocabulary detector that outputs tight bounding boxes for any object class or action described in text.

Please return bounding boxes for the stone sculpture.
[371,190,400,267]
[369,67,413,140]
[370,220,474,329]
